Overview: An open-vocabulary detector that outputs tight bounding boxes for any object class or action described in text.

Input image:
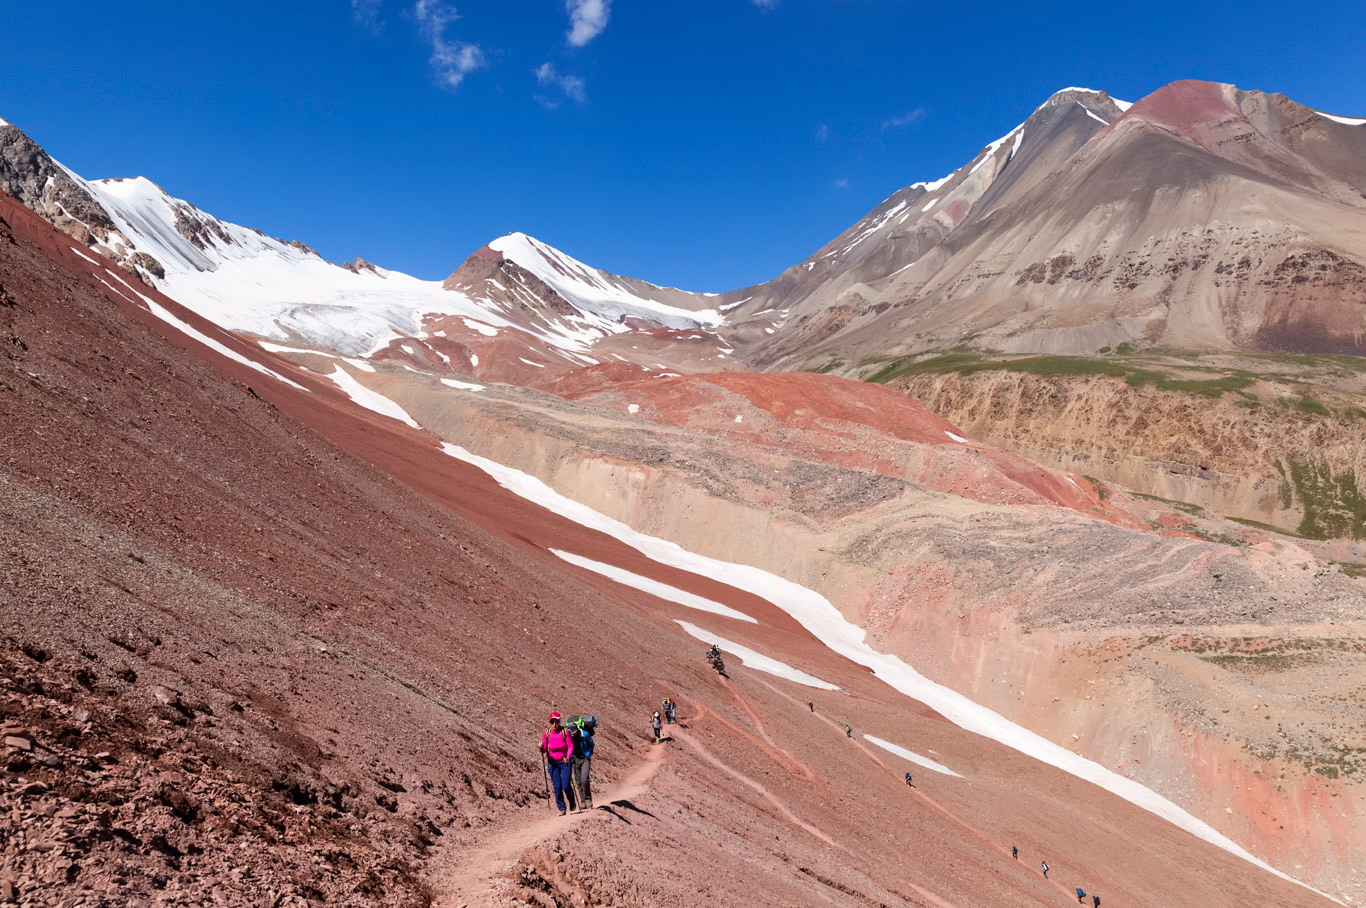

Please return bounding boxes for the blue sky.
[2,1,1363,291]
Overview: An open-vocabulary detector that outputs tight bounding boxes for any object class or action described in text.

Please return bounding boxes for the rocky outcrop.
[0,123,122,250]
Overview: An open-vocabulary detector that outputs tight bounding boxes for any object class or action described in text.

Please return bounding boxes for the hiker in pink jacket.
[540,712,576,815]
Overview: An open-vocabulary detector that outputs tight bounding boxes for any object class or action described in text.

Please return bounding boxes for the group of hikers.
[540,697,681,815]
[1016,848,1100,905]
[538,711,596,815]
[538,646,1104,906]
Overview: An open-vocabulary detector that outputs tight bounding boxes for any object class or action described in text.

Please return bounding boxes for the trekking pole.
[541,751,554,813]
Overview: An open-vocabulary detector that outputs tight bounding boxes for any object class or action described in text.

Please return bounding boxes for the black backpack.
[569,715,597,736]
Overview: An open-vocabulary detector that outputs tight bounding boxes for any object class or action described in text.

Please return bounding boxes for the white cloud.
[352,0,383,28]
[833,178,850,190]
[752,0,779,8]
[536,62,587,106]
[565,0,611,46]
[815,123,831,141]
[882,107,927,129]
[413,0,486,90]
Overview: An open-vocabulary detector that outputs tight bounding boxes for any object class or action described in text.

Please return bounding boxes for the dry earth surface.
[2,187,1356,908]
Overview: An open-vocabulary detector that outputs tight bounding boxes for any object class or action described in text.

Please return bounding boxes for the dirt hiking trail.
[431,743,666,907]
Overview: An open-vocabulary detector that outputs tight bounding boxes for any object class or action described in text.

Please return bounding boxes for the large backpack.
[570,715,597,736]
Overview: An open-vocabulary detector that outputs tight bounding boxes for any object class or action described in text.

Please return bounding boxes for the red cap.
[548,711,561,722]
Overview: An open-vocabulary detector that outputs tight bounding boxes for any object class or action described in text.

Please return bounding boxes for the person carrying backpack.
[845,724,852,738]
[651,711,663,743]
[1041,860,1049,879]
[1011,845,1018,860]
[539,712,575,816]
[1076,888,1086,904]
[569,715,597,810]
[665,698,677,724]
[904,772,913,787]
[1092,896,1100,908]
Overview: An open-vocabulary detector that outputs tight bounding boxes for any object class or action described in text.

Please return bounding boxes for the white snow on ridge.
[434,440,1328,900]
[1079,101,1110,126]
[675,621,838,689]
[552,550,756,624]
[910,174,953,193]
[969,127,1022,176]
[864,735,962,778]
[325,366,420,428]
[490,233,723,330]
[81,176,512,357]
[1316,110,1366,126]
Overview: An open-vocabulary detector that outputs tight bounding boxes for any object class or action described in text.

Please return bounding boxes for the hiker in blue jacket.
[569,715,596,810]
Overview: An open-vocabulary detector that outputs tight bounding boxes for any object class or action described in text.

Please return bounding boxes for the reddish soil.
[552,366,1135,520]
[0,192,1338,907]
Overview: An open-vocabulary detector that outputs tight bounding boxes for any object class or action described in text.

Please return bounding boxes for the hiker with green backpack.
[568,715,597,811]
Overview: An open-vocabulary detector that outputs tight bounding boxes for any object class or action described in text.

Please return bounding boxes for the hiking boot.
[558,809,566,816]
[584,800,593,809]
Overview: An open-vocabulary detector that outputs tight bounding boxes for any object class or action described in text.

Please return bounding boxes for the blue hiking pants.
[547,759,573,812]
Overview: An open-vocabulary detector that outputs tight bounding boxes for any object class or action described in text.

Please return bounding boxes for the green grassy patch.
[1227,515,1309,539]
[1282,460,1366,540]
[809,358,844,375]
[868,353,1257,399]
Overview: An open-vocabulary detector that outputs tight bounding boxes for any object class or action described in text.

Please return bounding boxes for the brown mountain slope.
[1,191,1349,907]
[730,81,1366,367]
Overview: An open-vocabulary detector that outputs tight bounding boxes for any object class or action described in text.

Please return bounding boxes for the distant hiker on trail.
[539,712,575,816]
[1012,845,1018,860]
[705,644,725,673]
[651,711,663,743]
[1076,888,1086,904]
[1041,860,1049,879]
[808,701,814,712]
[663,698,676,724]
[568,715,597,811]
[844,724,852,738]
[1092,895,1100,908]
[903,772,913,787]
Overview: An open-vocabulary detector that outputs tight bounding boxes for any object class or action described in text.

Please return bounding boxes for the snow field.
[550,550,756,623]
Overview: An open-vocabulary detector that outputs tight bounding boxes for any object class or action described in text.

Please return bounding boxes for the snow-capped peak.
[489,232,722,329]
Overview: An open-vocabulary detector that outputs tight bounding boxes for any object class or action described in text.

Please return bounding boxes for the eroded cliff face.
[890,363,1366,542]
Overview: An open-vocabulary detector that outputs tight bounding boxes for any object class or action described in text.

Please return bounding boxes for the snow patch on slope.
[325,367,420,428]
[864,735,962,778]
[675,621,839,689]
[552,550,756,623]
[98,268,307,392]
